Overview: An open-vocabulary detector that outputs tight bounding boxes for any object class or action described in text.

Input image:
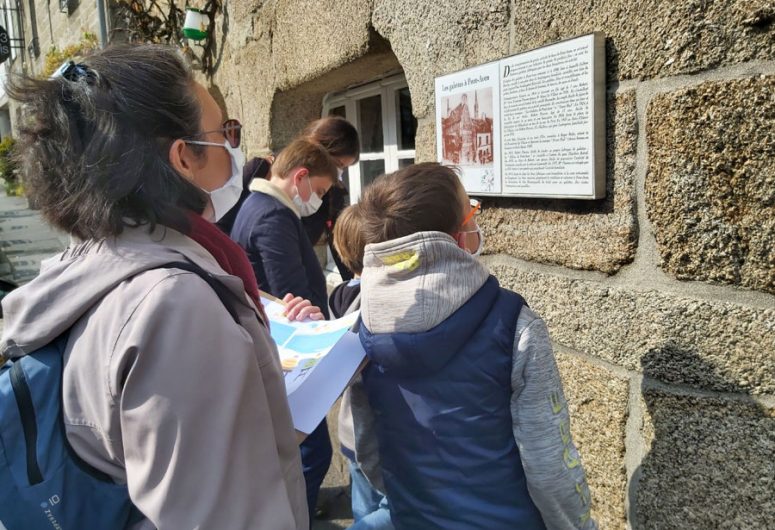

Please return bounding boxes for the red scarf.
[185,212,268,327]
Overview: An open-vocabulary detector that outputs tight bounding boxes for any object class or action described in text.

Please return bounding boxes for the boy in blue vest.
[348,163,597,530]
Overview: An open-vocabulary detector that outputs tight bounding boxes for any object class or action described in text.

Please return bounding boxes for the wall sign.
[0,26,11,64]
[435,33,606,199]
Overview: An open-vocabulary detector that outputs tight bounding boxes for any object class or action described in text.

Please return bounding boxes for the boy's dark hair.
[7,44,208,240]
[301,116,360,162]
[333,205,366,274]
[272,137,339,183]
[357,162,464,245]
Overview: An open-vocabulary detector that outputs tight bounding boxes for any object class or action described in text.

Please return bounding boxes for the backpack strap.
[155,261,241,324]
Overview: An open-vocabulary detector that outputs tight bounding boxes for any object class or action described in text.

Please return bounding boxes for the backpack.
[0,261,239,530]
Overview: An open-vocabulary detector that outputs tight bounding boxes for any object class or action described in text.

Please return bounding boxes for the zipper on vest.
[9,361,44,485]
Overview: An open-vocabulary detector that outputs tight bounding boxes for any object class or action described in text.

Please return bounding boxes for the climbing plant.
[111,0,223,76]
[42,32,99,77]
[0,137,22,197]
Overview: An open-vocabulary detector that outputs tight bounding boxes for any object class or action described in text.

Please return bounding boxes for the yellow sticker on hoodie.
[381,251,421,272]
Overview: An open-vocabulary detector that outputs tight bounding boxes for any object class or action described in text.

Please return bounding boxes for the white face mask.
[459,226,484,257]
[292,175,324,217]
[203,141,245,222]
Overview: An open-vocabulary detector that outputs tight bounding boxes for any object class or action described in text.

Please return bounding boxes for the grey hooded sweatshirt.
[355,231,597,530]
[0,225,308,530]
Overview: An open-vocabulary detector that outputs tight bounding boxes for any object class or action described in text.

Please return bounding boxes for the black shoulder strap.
[155,261,241,324]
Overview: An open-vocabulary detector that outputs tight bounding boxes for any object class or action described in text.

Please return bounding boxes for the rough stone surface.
[646,76,775,294]
[486,261,775,395]
[413,116,437,162]
[372,0,511,118]
[209,0,278,154]
[272,0,374,91]
[478,90,638,274]
[269,42,401,149]
[512,1,775,81]
[556,352,629,530]
[637,387,775,529]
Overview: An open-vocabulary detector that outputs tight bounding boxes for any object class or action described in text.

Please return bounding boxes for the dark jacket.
[329,279,361,319]
[230,190,329,317]
[216,157,272,235]
[359,277,545,530]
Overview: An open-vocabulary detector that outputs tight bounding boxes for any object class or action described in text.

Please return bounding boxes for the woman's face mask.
[181,114,246,222]
[202,141,245,221]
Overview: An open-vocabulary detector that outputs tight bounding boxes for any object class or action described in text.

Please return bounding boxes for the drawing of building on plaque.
[440,89,494,167]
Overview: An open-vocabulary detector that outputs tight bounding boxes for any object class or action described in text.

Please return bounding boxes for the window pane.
[358,95,383,153]
[398,158,414,168]
[341,167,351,195]
[396,87,417,150]
[329,106,346,118]
[360,160,385,189]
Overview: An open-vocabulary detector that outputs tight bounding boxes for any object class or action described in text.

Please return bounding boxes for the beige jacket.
[0,225,308,530]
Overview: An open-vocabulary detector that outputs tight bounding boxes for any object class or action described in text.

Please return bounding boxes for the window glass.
[360,160,385,189]
[398,158,415,168]
[396,87,417,150]
[358,95,383,153]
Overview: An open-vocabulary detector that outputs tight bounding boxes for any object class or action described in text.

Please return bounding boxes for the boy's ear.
[291,167,309,184]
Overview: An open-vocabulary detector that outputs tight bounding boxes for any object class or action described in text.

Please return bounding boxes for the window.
[322,74,418,202]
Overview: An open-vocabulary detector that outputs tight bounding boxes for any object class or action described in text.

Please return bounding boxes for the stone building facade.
[4,1,775,529]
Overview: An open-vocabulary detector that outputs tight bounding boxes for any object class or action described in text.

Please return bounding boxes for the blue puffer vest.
[359,276,546,530]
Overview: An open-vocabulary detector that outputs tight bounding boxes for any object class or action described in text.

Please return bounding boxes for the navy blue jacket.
[359,277,546,530]
[230,191,329,318]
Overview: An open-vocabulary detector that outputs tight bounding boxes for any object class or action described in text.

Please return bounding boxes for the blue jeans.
[300,419,332,521]
[348,460,394,530]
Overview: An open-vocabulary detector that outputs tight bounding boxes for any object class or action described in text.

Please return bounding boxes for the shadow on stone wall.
[269,31,401,150]
[630,344,775,529]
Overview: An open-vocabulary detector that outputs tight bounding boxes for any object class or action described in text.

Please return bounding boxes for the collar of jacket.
[249,178,301,218]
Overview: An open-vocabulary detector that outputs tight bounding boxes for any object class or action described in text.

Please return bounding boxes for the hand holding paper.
[281,292,326,321]
[261,295,366,434]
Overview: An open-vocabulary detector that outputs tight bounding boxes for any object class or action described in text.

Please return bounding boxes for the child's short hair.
[357,163,464,246]
[333,205,366,274]
[272,137,338,183]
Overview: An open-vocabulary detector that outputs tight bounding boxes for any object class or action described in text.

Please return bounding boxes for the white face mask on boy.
[292,175,323,217]
[458,226,484,257]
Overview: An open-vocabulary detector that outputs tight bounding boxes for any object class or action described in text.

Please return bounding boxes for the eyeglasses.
[461,198,481,227]
[183,119,242,149]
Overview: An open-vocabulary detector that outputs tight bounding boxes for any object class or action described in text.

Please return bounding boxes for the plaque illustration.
[440,89,494,167]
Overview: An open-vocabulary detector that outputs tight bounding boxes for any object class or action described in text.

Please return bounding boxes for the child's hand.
[282,293,325,321]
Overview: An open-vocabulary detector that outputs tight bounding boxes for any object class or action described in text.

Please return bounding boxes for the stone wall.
[203,3,774,529]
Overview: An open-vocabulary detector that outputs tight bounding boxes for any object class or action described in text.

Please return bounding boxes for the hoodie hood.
[358,231,493,376]
[0,225,242,361]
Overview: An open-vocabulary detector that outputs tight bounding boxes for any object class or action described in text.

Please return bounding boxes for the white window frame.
[322,74,416,202]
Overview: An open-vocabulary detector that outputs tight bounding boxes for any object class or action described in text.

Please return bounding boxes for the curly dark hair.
[7,44,208,239]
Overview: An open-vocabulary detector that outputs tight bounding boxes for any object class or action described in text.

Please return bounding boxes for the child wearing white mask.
[230,137,339,524]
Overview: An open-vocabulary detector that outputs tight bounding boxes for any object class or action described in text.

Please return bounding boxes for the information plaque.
[435,33,606,199]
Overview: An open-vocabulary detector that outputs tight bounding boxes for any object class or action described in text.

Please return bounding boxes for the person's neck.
[268,174,294,201]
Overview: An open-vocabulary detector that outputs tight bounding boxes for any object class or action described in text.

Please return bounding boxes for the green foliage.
[0,136,22,196]
[42,32,99,78]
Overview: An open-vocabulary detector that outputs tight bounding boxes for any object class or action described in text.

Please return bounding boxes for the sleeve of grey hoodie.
[511,308,597,530]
